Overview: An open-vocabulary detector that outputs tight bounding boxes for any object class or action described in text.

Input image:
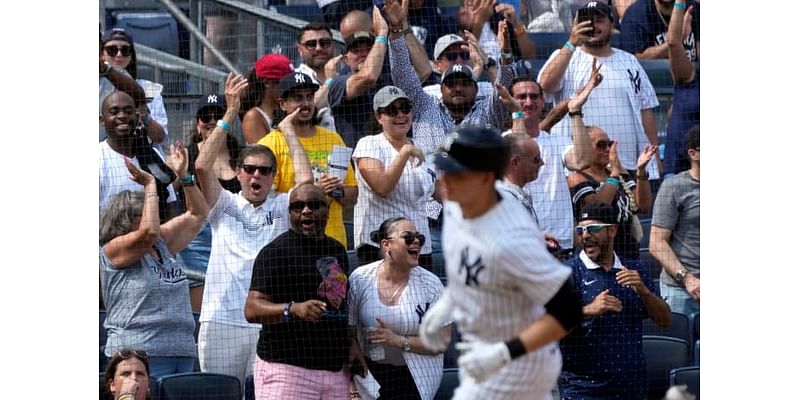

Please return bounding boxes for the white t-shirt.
[199,189,289,327]
[538,47,660,178]
[348,260,444,400]
[99,140,176,211]
[525,132,575,249]
[440,186,571,393]
[352,133,436,254]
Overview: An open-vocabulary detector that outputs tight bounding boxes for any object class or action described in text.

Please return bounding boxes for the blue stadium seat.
[99,373,160,400]
[528,32,571,59]
[434,368,460,400]
[638,249,661,286]
[273,5,324,22]
[638,216,652,250]
[692,312,700,343]
[643,311,691,344]
[158,372,242,400]
[694,339,699,366]
[113,12,181,57]
[245,374,255,400]
[643,335,691,400]
[670,366,700,400]
[639,59,674,95]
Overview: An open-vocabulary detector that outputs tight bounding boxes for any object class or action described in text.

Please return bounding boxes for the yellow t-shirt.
[258,126,356,247]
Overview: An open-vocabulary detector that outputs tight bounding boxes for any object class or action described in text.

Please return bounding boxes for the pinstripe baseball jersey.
[441,185,572,396]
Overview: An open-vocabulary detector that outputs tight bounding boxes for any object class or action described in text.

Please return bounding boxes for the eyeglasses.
[301,38,333,50]
[575,223,612,235]
[379,101,412,117]
[595,140,614,150]
[241,164,274,175]
[289,200,327,212]
[198,112,223,123]
[441,51,469,62]
[104,45,132,57]
[116,349,148,360]
[388,232,426,247]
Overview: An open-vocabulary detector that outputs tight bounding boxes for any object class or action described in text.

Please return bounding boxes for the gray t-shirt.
[100,238,196,357]
[651,170,700,285]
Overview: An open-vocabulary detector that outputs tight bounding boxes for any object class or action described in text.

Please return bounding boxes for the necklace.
[379,261,407,304]
[656,4,671,29]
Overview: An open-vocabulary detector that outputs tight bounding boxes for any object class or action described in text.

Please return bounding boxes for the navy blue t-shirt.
[664,69,700,175]
[620,0,699,62]
[559,254,655,399]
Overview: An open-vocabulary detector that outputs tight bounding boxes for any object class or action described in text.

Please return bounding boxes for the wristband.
[568,110,583,117]
[118,395,135,400]
[283,301,294,322]
[505,337,526,359]
[501,51,513,59]
[512,111,524,120]
[216,120,231,132]
[564,41,576,52]
[180,174,195,187]
[375,35,388,45]
[673,2,686,10]
[514,25,526,36]
[606,177,620,187]
[324,78,334,86]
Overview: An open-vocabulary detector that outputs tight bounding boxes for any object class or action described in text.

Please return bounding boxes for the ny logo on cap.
[586,1,598,8]
[452,65,463,72]
[294,74,305,83]
[389,87,399,95]
[207,94,218,103]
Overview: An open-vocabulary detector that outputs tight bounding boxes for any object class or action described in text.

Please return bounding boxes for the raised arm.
[495,82,525,135]
[195,73,249,209]
[538,15,592,94]
[633,146,656,214]
[384,0,432,83]
[345,8,389,99]
[101,58,146,106]
[563,58,603,171]
[495,3,535,60]
[102,160,160,268]
[486,19,515,127]
[160,141,209,255]
[667,0,696,84]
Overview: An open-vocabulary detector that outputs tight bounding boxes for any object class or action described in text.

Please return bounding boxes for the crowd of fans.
[100,0,700,398]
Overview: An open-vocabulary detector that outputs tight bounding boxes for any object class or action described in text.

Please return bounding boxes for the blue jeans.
[147,356,196,379]
[660,282,700,316]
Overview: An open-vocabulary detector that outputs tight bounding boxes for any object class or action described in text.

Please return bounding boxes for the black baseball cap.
[278,72,320,99]
[577,1,613,20]
[432,125,508,176]
[196,93,226,116]
[577,202,617,225]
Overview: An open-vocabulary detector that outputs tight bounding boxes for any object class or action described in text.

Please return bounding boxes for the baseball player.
[419,125,583,399]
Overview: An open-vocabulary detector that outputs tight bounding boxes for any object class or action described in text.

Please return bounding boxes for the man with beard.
[259,72,358,248]
[245,183,366,399]
[538,1,662,183]
[195,73,313,388]
[559,202,671,399]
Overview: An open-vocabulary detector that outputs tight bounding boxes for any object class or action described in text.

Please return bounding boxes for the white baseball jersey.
[441,184,572,398]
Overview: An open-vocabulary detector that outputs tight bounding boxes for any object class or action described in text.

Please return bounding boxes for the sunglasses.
[104,45,132,57]
[388,232,426,247]
[116,349,148,360]
[380,101,412,117]
[289,200,327,212]
[575,223,612,235]
[302,38,333,50]
[198,112,223,123]
[241,164,274,175]
[595,140,615,150]
[441,51,469,62]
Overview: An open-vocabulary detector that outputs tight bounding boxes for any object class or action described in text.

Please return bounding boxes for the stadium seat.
[638,249,661,286]
[100,310,107,347]
[694,340,699,366]
[692,312,700,343]
[669,366,700,400]
[245,374,255,400]
[432,251,446,283]
[113,11,181,57]
[158,372,242,400]
[638,216,652,250]
[434,368,460,400]
[347,249,359,274]
[643,311,691,344]
[639,59,674,95]
[273,5,324,22]
[99,373,160,400]
[642,335,691,400]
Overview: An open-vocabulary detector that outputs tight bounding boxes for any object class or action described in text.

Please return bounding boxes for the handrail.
[212,0,345,44]
[136,43,229,84]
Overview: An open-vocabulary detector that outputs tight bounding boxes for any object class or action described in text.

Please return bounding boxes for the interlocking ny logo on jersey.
[415,302,431,324]
[459,247,485,287]
[627,69,641,93]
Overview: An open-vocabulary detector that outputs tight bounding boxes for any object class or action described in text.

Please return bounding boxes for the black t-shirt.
[250,229,351,371]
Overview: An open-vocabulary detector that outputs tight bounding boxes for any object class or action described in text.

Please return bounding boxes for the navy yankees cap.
[577,1,613,20]
[432,125,508,175]
[577,202,617,225]
[441,63,475,84]
[196,93,226,116]
[279,72,320,99]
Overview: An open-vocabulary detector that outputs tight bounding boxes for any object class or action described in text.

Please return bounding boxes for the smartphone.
[576,8,595,37]
[496,0,520,14]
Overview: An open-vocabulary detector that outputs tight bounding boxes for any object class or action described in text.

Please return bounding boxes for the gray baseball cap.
[434,34,466,60]
[372,85,410,112]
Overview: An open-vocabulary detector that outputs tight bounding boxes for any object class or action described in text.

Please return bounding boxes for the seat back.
[434,368,460,400]
[694,339,700,366]
[692,312,700,343]
[643,312,691,344]
[158,372,242,400]
[114,12,181,57]
[670,366,700,400]
[100,310,107,347]
[643,335,691,400]
[245,374,255,400]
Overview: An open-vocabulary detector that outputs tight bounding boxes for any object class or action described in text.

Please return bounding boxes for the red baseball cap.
[254,53,293,80]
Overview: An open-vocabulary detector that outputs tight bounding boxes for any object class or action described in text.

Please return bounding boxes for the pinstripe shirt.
[389,36,515,218]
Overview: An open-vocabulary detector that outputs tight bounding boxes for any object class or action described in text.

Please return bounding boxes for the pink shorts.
[253,357,349,400]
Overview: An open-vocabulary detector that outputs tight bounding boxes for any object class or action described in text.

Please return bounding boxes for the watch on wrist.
[403,336,412,352]
[675,268,689,284]
[568,109,583,117]
[179,174,195,187]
